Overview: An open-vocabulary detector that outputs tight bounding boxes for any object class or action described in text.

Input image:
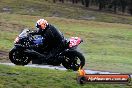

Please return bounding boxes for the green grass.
[0,13,132,73]
[0,0,132,24]
[0,64,131,88]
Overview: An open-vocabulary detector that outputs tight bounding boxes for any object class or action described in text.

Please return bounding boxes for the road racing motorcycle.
[9,29,85,71]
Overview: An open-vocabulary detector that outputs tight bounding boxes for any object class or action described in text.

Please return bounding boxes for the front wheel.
[9,47,31,65]
[62,50,85,71]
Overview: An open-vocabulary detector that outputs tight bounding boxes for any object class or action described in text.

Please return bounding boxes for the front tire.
[62,50,85,71]
[9,47,31,65]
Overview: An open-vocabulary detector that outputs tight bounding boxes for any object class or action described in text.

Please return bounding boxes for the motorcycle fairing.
[33,35,44,45]
[69,37,81,48]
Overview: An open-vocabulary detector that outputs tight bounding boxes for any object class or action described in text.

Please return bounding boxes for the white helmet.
[36,19,48,30]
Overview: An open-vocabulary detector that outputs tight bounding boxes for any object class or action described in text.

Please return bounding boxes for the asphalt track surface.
[0,62,132,78]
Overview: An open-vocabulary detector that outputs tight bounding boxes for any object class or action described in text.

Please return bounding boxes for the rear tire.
[62,50,85,71]
[9,47,31,65]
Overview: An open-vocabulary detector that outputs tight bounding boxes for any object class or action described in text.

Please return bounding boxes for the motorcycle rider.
[30,19,65,61]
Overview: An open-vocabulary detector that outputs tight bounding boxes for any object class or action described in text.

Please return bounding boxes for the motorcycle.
[9,29,85,71]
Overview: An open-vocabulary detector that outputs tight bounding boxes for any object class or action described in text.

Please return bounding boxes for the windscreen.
[19,29,29,38]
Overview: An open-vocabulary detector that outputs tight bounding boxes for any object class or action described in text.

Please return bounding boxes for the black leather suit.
[30,24,65,54]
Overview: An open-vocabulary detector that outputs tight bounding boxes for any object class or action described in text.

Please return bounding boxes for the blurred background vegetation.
[53,0,132,15]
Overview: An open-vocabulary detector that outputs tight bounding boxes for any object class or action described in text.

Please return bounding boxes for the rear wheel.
[62,50,85,71]
[9,47,31,65]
